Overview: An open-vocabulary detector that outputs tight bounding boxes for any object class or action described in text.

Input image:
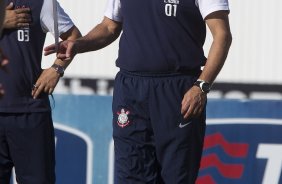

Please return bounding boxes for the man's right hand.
[44,40,77,61]
[4,2,31,29]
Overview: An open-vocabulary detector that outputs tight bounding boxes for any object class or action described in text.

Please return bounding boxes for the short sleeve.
[40,0,74,36]
[104,0,122,22]
[195,0,230,19]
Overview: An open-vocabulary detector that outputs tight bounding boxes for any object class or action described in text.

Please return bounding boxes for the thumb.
[6,2,14,10]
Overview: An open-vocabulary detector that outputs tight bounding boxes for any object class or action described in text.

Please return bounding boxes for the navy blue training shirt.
[0,0,74,113]
[116,0,207,73]
[0,0,49,113]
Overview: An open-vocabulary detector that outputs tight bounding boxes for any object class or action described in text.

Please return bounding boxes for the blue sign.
[9,97,282,184]
[197,119,282,184]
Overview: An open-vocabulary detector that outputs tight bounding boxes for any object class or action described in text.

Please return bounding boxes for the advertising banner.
[11,96,282,184]
[197,100,282,184]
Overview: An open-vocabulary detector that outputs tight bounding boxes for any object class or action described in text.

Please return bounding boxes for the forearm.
[199,11,232,84]
[199,32,232,83]
[75,17,122,54]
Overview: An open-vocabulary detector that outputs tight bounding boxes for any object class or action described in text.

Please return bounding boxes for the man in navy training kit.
[0,0,81,183]
[45,0,232,183]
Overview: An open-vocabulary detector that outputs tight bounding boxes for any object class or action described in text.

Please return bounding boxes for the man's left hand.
[181,86,207,119]
[31,68,60,99]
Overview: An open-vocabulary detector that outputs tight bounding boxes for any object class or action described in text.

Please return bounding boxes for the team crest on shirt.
[117,108,131,128]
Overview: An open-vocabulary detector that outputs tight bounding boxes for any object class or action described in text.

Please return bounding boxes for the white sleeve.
[104,0,122,22]
[195,0,229,19]
[40,0,74,36]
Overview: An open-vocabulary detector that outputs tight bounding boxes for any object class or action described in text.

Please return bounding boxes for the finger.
[15,8,31,14]
[44,44,56,56]
[65,46,72,59]
[33,84,44,99]
[16,23,30,28]
[44,44,56,51]
[6,2,14,10]
[31,84,38,96]
[181,97,189,115]
[56,53,69,60]
[48,88,54,95]
[191,105,201,117]
[181,102,190,118]
[183,105,194,119]
[44,86,50,93]
[196,106,204,117]
[31,83,41,97]
[65,42,74,59]
[44,50,56,56]
[181,103,188,115]
[17,13,32,21]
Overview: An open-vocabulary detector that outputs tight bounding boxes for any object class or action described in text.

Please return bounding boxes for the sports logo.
[196,118,282,184]
[117,108,131,128]
[178,121,192,128]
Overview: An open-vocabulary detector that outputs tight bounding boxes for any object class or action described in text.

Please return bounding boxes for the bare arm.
[32,26,82,98]
[198,10,232,83]
[76,17,122,53]
[44,17,122,61]
[54,25,82,69]
[181,10,232,119]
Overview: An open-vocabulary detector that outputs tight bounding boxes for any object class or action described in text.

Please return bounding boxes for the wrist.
[193,79,211,93]
[51,64,64,77]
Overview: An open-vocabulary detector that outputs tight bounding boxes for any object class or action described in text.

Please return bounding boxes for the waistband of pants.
[119,68,201,78]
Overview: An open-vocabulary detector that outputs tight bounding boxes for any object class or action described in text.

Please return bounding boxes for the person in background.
[45,0,232,183]
[0,0,81,183]
[0,0,5,32]
[0,0,8,98]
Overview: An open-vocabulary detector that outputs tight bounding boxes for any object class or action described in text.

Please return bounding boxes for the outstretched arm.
[181,10,232,119]
[44,17,122,61]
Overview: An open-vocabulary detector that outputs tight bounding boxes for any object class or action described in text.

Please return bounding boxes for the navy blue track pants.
[0,112,55,184]
[112,70,206,184]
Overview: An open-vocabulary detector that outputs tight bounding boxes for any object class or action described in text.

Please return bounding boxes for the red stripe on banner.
[204,132,249,157]
[200,153,244,178]
[196,175,216,184]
